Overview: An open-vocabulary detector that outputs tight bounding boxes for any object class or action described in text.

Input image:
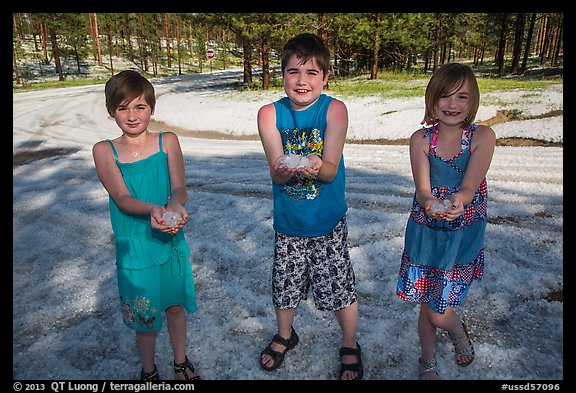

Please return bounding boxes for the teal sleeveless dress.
[106,132,197,331]
[396,124,487,314]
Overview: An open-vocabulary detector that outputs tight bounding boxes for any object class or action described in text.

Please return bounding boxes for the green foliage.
[12,12,563,93]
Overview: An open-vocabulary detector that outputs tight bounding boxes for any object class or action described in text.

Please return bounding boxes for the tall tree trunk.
[521,12,537,72]
[48,21,64,81]
[175,16,182,75]
[164,13,172,68]
[371,33,380,80]
[13,48,21,85]
[243,40,252,84]
[550,14,562,66]
[107,27,114,75]
[124,13,134,62]
[433,14,441,70]
[261,34,270,90]
[371,13,381,80]
[496,13,509,74]
[511,13,526,74]
[539,15,551,65]
[317,13,328,41]
[92,13,103,66]
[39,17,49,64]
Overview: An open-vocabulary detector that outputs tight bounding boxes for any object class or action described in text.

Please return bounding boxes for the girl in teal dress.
[396,63,496,380]
[93,70,200,381]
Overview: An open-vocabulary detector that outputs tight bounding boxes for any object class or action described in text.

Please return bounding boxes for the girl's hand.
[423,198,439,219]
[151,203,189,235]
[424,197,452,220]
[425,202,446,220]
[425,197,464,221]
[163,200,189,235]
[442,198,464,222]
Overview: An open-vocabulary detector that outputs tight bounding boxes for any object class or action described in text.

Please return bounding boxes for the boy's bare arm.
[316,99,348,183]
[257,104,296,184]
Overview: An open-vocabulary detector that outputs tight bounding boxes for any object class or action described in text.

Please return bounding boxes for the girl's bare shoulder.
[474,124,496,143]
[410,128,428,144]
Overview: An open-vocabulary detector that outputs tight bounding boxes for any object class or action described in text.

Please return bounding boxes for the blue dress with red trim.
[396,123,487,314]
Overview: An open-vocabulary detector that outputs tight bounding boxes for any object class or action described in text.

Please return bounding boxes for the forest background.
[12,12,563,90]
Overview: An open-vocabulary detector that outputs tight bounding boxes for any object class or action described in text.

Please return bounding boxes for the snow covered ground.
[13,70,563,382]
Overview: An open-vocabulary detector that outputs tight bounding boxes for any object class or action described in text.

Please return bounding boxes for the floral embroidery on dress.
[120,295,158,330]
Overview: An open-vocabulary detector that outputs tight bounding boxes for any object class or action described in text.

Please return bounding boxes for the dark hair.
[281,33,331,77]
[105,70,156,117]
[423,63,480,128]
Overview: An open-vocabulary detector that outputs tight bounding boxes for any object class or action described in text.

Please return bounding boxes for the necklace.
[126,145,146,157]
[123,133,148,157]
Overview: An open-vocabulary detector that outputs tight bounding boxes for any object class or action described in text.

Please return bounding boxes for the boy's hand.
[274,155,298,178]
[298,155,322,178]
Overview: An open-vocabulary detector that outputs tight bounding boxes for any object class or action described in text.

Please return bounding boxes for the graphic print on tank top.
[281,126,323,200]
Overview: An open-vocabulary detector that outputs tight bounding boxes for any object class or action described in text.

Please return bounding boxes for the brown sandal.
[450,319,475,367]
[419,357,439,380]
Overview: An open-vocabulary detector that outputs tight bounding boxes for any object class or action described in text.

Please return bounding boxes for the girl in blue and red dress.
[397,63,496,380]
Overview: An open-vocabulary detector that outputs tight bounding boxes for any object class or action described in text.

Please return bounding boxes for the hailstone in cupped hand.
[281,154,311,169]
[162,211,182,226]
[431,199,453,214]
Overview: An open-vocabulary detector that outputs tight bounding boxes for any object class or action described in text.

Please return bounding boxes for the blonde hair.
[423,63,480,128]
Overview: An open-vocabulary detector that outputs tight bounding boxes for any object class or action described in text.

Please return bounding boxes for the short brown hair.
[423,63,480,128]
[281,33,331,77]
[104,70,156,116]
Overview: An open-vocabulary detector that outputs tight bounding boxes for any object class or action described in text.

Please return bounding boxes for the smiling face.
[434,78,471,128]
[113,94,153,136]
[283,54,329,111]
[423,63,480,128]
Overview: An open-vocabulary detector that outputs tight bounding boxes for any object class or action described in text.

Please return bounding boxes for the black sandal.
[339,342,363,380]
[140,365,160,381]
[259,326,299,371]
[174,356,201,380]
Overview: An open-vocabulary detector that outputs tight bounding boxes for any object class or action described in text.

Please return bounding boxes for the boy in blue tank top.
[257,33,362,380]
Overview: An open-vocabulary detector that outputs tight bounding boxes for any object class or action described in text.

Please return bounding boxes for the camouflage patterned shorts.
[272,216,357,311]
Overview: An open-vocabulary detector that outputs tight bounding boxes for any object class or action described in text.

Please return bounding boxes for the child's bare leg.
[425,306,474,366]
[419,304,437,360]
[166,305,187,363]
[260,307,297,368]
[335,301,360,380]
[136,330,158,374]
[166,305,199,380]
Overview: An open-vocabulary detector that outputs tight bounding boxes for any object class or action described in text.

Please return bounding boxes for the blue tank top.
[272,94,348,237]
